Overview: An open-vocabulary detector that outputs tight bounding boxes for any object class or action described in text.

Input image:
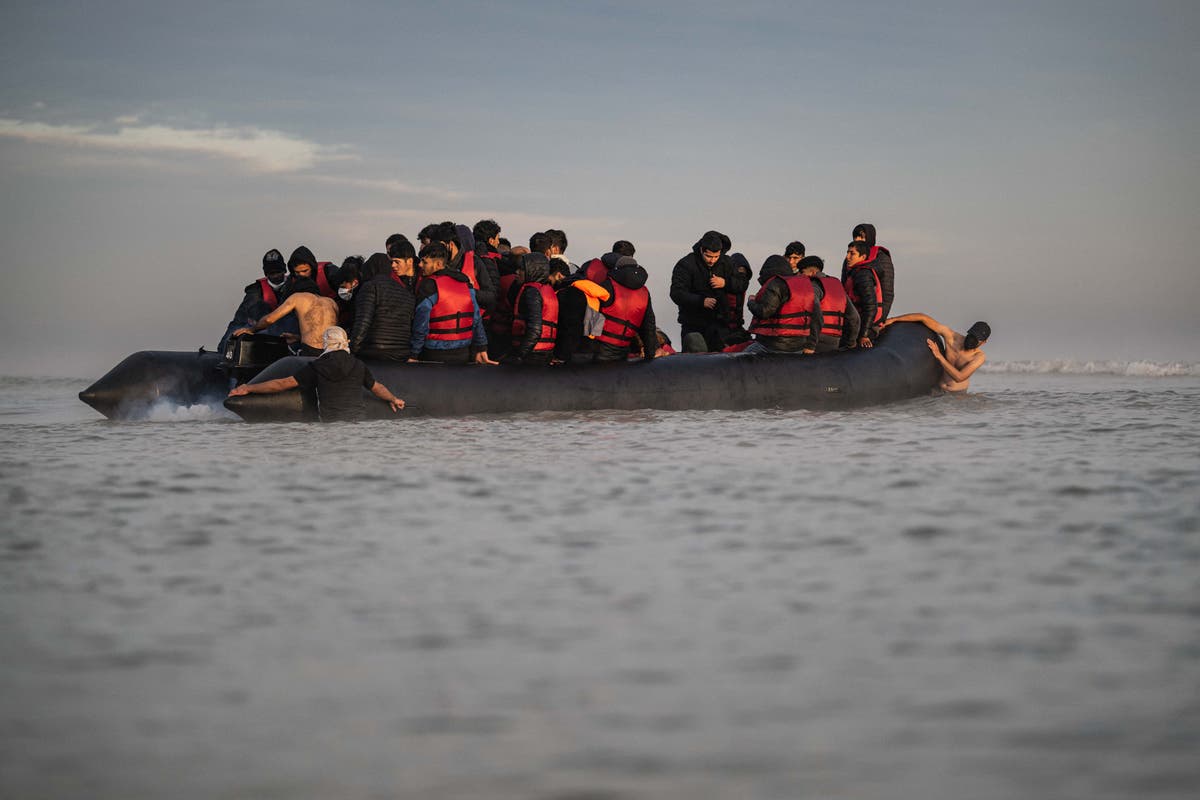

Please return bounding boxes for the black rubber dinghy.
[220,322,943,422]
[79,323,942,421]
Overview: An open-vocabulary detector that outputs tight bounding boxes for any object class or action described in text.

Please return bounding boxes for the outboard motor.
[220,334,292,385]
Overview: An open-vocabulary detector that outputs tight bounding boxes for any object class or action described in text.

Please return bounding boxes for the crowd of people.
[221,219,993,419]
[219,220,905,366]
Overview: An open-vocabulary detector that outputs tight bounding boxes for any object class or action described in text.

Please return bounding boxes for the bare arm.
[254,295,296,329]
[233,295,297,337]
[368,380,405,412]
[883,312,954,341]
[227,376,300,397]
[926,341,986,382]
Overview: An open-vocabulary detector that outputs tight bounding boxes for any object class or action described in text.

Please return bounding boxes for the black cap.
[262,249,285,276]
[967,321,991,342]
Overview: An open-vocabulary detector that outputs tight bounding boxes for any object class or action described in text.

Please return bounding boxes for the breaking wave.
[982,360,1200,378]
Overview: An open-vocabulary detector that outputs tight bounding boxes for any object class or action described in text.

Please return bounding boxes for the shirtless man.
[881,314,991,391]
[232,278,338,356]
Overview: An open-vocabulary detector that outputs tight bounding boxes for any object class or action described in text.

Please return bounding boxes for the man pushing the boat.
[230,276,339,356]
[227,326,404,421]
[881,314,990,391]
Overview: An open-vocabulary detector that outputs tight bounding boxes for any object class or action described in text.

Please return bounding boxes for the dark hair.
[545,228,568,253]
[361,252,391,282]
[419,242,448,262]
[432,221,460,249]
[336,256,363,286]
[784,241,806,258]
[697,231,726,254]
[529,231,551,253]
[852,223,876,246]
[385,232,410,252]
[848,241,871,259]
[473,219,501,243]
[498,237,511,248]
[796,255,825,274]
[417,223,440,243]
[612,240,636,257]
[964,321,991,350]
[387,238,416,261]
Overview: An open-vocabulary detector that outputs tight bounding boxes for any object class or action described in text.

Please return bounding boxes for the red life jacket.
[426,274,476,344]
[844,264,883,325]
[816,275,848,338]
[511,283,559,352]
[490,272,519,333]
[721,288,746,329]
[460,250,478,289]
[256,278,280,310]
[749,274,816,338]
[314,262,335,298]
[597,283,650,349]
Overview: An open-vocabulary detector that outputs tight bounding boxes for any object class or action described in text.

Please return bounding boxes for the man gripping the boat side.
[231,276,339,356]
[881,314,991,391]
[227,326,404,422]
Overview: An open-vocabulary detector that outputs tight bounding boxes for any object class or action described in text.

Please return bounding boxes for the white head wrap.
[321,326,350,355]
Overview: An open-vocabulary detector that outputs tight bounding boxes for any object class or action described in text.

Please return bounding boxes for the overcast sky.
[1,0,1197,376]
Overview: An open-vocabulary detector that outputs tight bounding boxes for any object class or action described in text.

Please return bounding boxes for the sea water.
[1,364,1198,800]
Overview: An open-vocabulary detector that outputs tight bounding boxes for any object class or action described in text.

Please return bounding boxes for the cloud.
[299,174,470,203]
[0,117,328,173]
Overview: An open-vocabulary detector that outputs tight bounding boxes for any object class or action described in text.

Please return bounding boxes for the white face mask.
[337,287,354,301]
[267,277,286,290]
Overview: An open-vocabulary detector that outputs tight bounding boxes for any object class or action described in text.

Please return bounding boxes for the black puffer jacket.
[844,265,881,340]
[595,261,657,362]
[351,274,416,360]
[511,253,553,361]
[669,235,747,332]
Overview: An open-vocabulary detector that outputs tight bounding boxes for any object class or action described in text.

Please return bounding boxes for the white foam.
[982,360,1200,378]
[143,398,238,421]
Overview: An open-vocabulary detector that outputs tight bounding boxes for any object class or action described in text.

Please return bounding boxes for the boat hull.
[221,322,943,422]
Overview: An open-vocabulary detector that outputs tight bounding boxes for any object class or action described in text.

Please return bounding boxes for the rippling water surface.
[2,371,1198,799]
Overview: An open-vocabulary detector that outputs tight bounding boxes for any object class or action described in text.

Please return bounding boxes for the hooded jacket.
[841,224,895,320]
[669,234,748,333]
[595,260,657,362]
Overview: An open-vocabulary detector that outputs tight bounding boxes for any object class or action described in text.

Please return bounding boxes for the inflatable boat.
[78,322,943,421]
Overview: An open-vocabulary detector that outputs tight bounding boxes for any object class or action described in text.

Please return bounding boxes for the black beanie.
[262,249,285,275]
[287,246,317,272]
